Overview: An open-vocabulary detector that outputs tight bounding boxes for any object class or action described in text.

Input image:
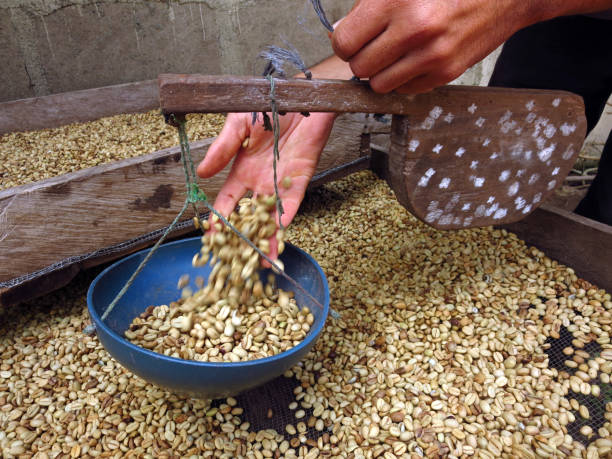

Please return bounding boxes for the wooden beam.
[158,74,584,117]
[0,80,159,135]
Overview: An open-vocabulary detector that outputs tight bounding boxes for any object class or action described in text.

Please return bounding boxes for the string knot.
[188,183,208,204]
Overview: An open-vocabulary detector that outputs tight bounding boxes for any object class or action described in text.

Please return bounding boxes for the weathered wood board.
[386,99,586,229]
[158,74,584,118]
[0,113,369,307]
[0,80,159,135]
[501,204,612,292]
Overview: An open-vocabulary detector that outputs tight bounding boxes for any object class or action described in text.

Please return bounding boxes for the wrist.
[293,55,355,80]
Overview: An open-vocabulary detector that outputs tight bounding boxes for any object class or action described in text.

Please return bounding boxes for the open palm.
[197,111,336,256]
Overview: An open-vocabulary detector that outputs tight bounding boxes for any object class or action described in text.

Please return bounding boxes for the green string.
[101,115,209,322]
[176,116,209,211]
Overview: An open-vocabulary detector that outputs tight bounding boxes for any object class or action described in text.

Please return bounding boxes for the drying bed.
[1,171,611,458]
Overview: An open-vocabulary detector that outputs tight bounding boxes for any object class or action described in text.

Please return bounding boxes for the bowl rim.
[87,236,330,369]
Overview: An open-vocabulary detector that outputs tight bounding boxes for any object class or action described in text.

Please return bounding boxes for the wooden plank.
[501,204,612,292]
[0,114,367,303]
[0,223,199,308]
[0,138,215,284]
[158,74,584,117]
[0,80,159,135]
[0,154,372,308]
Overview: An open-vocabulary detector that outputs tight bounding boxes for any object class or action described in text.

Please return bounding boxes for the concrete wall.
[2,0,609,152]
[1,0,353,101]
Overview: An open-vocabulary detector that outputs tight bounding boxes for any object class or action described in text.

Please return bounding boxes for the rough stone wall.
[2,0,609,151]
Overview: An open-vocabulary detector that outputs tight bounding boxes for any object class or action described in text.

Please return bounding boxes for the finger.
[277,195,301,230]
[271,185,305,232]
[197,115,248,178]
[258,206,281,268]
[348,23,427,79]
[395,74,437,95]
[331,1,389,61]
[260,233,278,268]
[211,176,248,220]
[257,187,302,268]
[327,18,341,39]
[368,50,431,93]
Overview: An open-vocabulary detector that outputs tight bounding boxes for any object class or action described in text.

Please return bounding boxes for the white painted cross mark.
[538,144,556,162]
[560,123,577,136]
[528,173,540,185]
[418,168,437,187]
[508,182,520,196]
[439,178,451,189]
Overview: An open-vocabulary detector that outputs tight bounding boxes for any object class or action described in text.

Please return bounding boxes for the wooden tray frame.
[0,82,371,307]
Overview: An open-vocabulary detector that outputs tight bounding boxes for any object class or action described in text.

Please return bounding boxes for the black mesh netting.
[212,375,326,442]
[219,333,610,448]
[204,294,612,450]
[203,323,611,449]
[544,324,610,446]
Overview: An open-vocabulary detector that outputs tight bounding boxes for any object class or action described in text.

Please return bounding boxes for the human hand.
[331,0,538,94]
[197,111,336,261]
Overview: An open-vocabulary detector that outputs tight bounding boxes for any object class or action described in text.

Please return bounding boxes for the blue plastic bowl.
[87,237,329,399]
